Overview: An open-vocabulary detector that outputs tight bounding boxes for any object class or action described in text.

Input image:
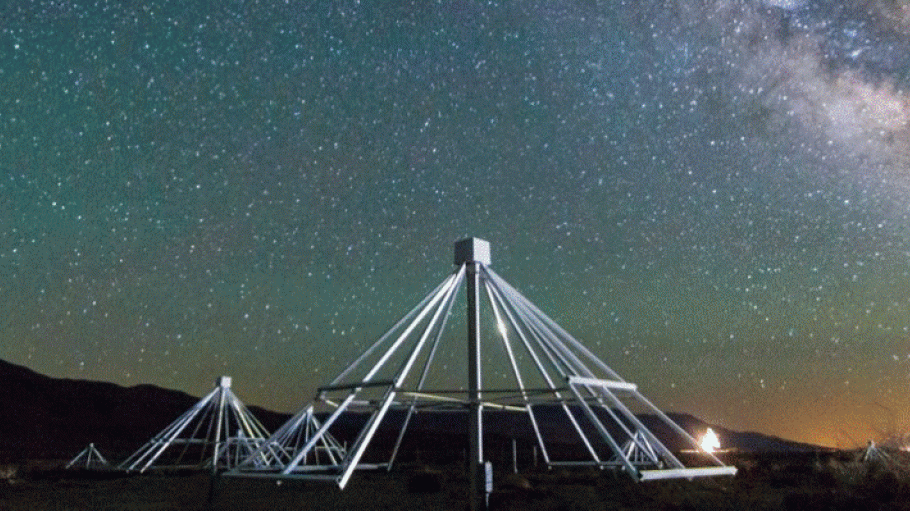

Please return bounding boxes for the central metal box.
[454,237,491,266]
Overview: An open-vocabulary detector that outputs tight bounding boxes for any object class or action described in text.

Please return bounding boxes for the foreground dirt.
[4,453,910,510]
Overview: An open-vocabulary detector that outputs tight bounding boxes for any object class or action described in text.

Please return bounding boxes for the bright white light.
[497,319,508,338]
[700,428,721,453]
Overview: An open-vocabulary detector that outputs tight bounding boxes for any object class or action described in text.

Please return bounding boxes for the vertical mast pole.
[213,376,231,474]
[455,237,490,511]
[467,259,482,511]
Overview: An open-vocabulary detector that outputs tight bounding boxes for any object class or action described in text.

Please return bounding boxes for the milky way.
[2,1,910,447]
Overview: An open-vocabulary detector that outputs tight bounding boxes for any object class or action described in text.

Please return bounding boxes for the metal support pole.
[466,259,483,511]
[512,438,518,474]
[454,237,491,511]
[213,383,227,475]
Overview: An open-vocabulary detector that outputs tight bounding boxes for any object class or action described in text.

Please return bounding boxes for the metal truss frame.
[66,442,111,470]
[120,376,271,473]
[229,239,737,488]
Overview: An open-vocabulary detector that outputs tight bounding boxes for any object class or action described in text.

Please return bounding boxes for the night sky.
[3,0,910,448]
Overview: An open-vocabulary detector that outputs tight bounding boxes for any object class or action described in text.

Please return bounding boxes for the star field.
[3,0,910,447]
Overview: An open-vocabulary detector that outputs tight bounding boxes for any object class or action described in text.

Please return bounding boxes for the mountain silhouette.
[0,359,288,461]
[0,359,817,463]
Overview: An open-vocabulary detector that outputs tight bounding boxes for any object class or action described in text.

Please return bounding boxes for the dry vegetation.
[3,450,910,510]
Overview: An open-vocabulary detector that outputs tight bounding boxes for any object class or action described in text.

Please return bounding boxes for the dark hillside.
[0,359,818,464]
[0,359,288,460]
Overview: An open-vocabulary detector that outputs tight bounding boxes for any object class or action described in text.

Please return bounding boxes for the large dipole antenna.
[229,238,737,503]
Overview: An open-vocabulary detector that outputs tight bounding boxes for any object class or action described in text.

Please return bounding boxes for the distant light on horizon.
[700,428,721,454]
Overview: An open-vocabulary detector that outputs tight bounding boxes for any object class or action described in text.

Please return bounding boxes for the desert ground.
[3,451,910,511]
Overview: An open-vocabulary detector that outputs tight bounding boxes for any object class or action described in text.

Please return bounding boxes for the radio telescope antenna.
[120,376,271,473]
[230,239,737,509]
